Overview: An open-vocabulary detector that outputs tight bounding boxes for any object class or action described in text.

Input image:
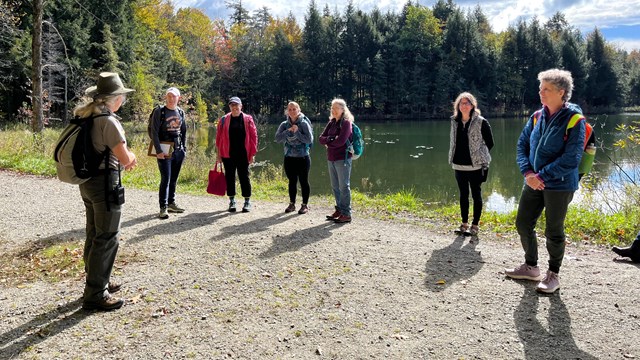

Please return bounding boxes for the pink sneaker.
[505,263,544,281]
[536,271,560,293]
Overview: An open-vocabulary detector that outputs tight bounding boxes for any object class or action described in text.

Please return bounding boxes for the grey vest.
[448,114,491,167]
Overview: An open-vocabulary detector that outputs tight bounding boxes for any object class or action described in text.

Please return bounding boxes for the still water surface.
[195,113,640,212]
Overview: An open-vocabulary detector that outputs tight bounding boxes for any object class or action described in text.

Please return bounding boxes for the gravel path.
[0,170,638,359]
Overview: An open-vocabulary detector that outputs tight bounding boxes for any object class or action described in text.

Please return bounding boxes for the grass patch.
[0,239,143,287]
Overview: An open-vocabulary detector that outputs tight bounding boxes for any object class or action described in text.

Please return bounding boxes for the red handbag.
[207,162,226,196]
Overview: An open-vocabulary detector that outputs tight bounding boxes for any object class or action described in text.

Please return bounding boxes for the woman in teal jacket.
[506,69,586,294]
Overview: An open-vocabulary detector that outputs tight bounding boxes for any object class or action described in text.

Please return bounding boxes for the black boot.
[612,241,640,262]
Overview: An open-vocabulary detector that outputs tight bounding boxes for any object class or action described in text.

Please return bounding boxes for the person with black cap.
[75,72,137,311]
[215,96,258,212]
[149,87,187,219]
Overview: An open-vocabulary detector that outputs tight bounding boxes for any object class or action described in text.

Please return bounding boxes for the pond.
[193,113,640,213]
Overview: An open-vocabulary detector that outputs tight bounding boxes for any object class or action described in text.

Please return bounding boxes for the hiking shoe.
[298,204,309,214]
[454,224,469,236]
[108,281,121,293]
[536,271,560,293]
[167,202,185,213]
[334,214,352,223]
[469,225,479,236]
[158,207,169,219]
[505,263,543,281]
[228,199,236,212]
[242,199,251,212]
[285,203,296,213]
[326,210,341,220]
[82,294,124,311]
[612,245,640,262]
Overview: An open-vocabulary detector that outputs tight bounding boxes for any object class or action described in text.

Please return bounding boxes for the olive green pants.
[79,172,121,302]
[515,186,574,274]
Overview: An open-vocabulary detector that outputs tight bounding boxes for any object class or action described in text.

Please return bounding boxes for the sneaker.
[242,199,251,212]
[334,214,352,223]
[82,294,124,311]
[454,224,469,236]
[285,203,296,213]
[298,204,309,214]
[326,210,341,220]
[167,202,185,213]
[536,271,560,293]
[505,263,544,281]
[108,281,121,293]
[158,207,169,219]
[228,199,236,212]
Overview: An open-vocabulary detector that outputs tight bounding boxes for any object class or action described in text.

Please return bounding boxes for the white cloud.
[608,38,640,52]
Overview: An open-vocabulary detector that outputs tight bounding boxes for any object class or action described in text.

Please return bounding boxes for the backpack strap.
[564,114,588,147]
[532,110,543,127]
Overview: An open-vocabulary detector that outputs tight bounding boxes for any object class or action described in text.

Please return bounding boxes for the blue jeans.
[327,158,352,216]
[157,148,185,207]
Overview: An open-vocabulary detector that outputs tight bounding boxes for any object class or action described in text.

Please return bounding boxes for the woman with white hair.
[506,68,587,294]
[319,98,354,223]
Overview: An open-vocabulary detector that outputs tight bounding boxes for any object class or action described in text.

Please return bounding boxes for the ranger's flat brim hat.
[85,72,135,98]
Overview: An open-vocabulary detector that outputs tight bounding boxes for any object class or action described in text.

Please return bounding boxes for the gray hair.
[73,94,124,118]
[330,98,354,122]
[538,68,573,102]
[452,92,481,120]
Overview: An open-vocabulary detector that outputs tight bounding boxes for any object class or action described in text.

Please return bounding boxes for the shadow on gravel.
[514,285,597,360]
[126,211,229,244]
[0,298,89,358]
[424,235,483,292]
[210,212,291,242]
[258,222,337,258]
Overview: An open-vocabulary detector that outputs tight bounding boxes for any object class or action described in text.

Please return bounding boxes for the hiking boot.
[82,294,124,311]
[242,199,251,213]
[298,204,309,215]
[228,199,236,212]
[536,270,560,293]
[505,263,543,281]
[285,203,296,213]
[167,202,185,213]
[612,243,640,262]
[326,210,341,220]
[334,214,352,223]
[158,207,169,219]
[108,281,121,293]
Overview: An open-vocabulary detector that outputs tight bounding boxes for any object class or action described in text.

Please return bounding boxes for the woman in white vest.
[448,92,494,237]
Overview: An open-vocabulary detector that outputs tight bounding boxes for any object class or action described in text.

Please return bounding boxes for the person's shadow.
[0,298,89,358]
[514,285,597,360]
[210,212,291,242]
[259,222,336,258]
[126,210,229,244]
[424,235,483,292]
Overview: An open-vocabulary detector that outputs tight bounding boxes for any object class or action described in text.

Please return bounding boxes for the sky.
[177,0,640,52]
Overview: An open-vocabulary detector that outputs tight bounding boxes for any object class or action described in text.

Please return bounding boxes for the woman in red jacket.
[216,97,258,213]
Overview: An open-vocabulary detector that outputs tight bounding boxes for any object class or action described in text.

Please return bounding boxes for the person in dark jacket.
[275,101,314,214]
[448,92,494,237]
[150,87,187,219]
[612,231,640,262]
[506,69,587,294]
[319,98,354,223]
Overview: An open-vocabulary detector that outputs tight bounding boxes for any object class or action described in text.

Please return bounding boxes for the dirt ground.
[0,170,638,359]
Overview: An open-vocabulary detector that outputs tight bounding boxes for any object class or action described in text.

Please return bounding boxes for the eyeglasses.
[459,101,472,106]
[121,96,128,105]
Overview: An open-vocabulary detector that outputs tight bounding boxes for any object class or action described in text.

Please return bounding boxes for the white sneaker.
[536,270,560,293]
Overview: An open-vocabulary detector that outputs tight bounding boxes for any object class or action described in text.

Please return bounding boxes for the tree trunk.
[31,0,43,133]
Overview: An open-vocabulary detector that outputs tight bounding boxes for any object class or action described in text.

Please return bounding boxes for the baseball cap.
[229,96,242,105]
[166,87,181,97]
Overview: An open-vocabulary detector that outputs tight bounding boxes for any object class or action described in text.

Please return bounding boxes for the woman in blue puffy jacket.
[505,69,586,294]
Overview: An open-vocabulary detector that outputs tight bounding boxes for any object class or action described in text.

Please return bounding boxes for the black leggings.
[284,156,311,204]
[454,169,484,225]
[222,157,251,198]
